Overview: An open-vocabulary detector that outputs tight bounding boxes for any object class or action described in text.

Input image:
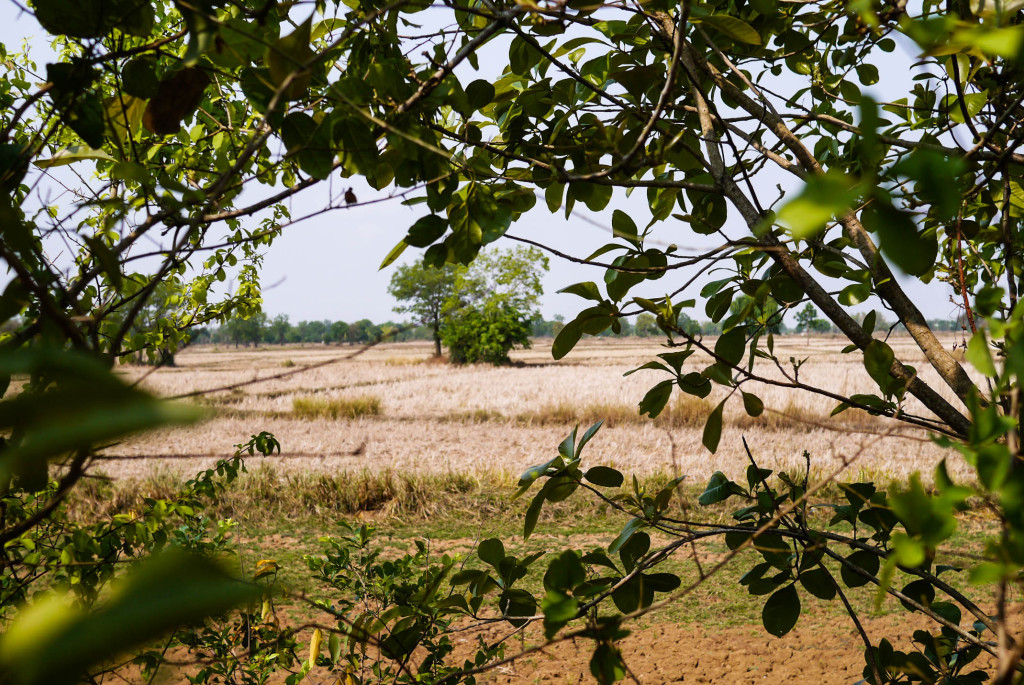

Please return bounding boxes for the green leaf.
[840,550,880,588]
[465,79,495,109]
[121,57,160,99]
[777,172,859,239]
[889,473,956,544]
[611,576,645,613]
[699,15,762,45]
[799,568,837,600]
[611,209,639,246]
[0,144,29,192]
[552,320,582,360]
[963,25,1024,58]
[267,16,315,100]
[863,339,895,389]
[589,642,626,685]
[63,92,106,149]
[558,425,578,460]
[0,348,201,491]
[541,590,577,637]
[638,380,673,419]
[499,589,536,627]
[678,372,712,398]
[585,466,624,488]
[0,549,258,685]
[379,240,408,270]
[643,572,681,593]
[608,518,646,554]
[544,551,586,592]
[861,310,877,335]
[839,283,870,306]
[34,146,115,169]
[180,1,218,66]
[741,392,764,417]
[576,420,603,458]
[83,236,123,290]
[618,531,650,574]
[702,401,725,453]
[405,215,448,247]
[698,471,743,506]
[762,584,800,637]
[945,90,988,125]
[715,326,747,366]
[899,579,935,613]
[966,330,996,377]
[509,36,533,75]
[559,281,604,301]
[545,183,565,213]
[281,112,333,179]
[890,149,965,220]
[33,0,147,38]
[545,475,580,502]
[478,538,505,568]
[524,483,548,539]
[517,456,558,491]
[861,202,937,277]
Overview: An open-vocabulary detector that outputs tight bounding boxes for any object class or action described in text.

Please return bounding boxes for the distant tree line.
[191,308,968,349]
[191,314,434,348]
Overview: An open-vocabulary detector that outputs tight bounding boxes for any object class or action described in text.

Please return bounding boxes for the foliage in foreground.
[2,0,1024,680]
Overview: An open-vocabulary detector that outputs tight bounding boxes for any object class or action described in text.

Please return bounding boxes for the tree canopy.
[3,0,1024,680]
[438,245,549,363]
[389,260,464,356]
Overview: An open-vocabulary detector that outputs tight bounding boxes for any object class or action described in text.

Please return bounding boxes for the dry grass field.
[109,334,971,488]
[90,335,989,685]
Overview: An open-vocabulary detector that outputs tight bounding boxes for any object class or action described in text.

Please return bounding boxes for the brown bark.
[682,42,979,411]
[679,43,971,437]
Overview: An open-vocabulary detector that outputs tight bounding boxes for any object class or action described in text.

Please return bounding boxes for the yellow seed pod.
[309,628,323,669]
[260,599,272,623]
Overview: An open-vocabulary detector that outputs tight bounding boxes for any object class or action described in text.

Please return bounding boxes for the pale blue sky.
[0,2,964,327]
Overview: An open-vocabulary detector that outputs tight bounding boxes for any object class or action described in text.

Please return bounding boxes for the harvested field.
[108,335,971,486]
[88,335,989,685]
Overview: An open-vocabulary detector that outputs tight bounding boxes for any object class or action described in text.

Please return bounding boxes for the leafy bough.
[491,422,1000,685]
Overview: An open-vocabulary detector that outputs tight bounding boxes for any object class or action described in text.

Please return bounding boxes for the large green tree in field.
[4,0,1024,681]
[389,247,547,361]
[438,245,549,363]
[388,260,464,356]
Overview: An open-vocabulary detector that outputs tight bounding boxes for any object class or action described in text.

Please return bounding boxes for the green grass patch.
[70,466,999,637]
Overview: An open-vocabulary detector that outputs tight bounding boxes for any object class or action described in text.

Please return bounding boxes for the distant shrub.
[441,304,533,365]
[292,395,382,419]
[518,394,885,432]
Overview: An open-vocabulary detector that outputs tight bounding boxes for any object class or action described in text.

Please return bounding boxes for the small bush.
[441,303,533,365]
[292,394,382,419]
[445,408,507,422]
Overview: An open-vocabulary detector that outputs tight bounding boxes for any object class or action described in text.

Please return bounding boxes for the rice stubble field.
[115,335,965,485]
[102,335,985,684]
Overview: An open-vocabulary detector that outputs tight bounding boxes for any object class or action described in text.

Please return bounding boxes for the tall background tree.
[440,246,549,364]
[388,261,463,356]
